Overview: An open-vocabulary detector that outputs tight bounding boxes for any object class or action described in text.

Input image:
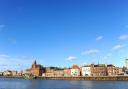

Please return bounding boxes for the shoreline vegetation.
[1,76,128,81]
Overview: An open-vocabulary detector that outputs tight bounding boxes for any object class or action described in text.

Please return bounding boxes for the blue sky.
[0,0,128,71]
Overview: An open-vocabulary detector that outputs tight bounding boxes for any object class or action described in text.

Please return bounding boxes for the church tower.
[34,60,37,65]
[32,60,37,68]
[30,60,44,76]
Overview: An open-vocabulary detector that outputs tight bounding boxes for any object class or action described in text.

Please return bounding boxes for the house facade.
[91,64,107,76]
[107,64,115,76]
[70,65,81,77]
[81,65,91,76]
[64,68,71,77]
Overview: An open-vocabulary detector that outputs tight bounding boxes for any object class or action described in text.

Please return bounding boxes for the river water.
[0,78,128,89]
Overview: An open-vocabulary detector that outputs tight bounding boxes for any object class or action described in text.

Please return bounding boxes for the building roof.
[107,64,115,67]
[72,65,80,69]
[31,60,43,69]
[82,65,91,67]
[94,64,106,67]
[33,60,37,65]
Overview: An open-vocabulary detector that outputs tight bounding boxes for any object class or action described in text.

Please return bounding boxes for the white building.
[125,59,128,69]
[17,70,23,76]
[70,65,80,77]
[42,73,45,77]
[3,70,12,76]
[81,65,91,76]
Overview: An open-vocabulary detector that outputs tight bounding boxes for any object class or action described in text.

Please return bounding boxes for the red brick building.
[107,64,115,76]
[29,60,44,76]
[91,64,107,76]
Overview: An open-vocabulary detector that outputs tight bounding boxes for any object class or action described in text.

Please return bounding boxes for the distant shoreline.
[1,76,128,81]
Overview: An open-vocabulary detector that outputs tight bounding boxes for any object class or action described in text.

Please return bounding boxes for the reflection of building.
[81,65,91,76]
[70,65,80,77]
[29,60,44,76]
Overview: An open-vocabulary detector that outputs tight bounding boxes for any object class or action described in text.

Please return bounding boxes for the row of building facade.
[0,60,127,77]
[23,60,127,77]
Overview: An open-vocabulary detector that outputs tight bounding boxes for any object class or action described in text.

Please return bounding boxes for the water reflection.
[0,78,128,89]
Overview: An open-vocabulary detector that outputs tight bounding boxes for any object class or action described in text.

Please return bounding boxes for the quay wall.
[1,76,128,81]
[37,76,128,81]
[0,76,23,79]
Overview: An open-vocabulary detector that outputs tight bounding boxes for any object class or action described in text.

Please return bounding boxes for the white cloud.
[82,49,99,55]
[112,44,124,50]
[96,36,103,41]
[0,54,33,71]
[119,34,128,40]
[66,56,77,61]
[0,54,10,58]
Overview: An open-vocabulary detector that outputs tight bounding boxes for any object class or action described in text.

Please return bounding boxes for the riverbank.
[37,76,128,81]
[1,76,128,81]
[0,76,23,79]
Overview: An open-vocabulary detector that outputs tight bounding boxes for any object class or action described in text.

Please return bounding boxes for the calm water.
[0,78,128,89]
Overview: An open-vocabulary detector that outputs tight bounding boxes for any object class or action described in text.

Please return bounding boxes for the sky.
[0,0,128,71]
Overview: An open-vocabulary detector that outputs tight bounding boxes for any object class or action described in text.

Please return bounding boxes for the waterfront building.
[81,65,91,76]
[54,69,64,77]
[45,67,56,77]
[122,66,128,74]
[125,59,128,69]
[114,67,120,75]
[113,67,124,75]
[107,64,115,76]
[29,60,45,76]
[64,68,71,77]
[17,70,23,76]
[91,64,107,76]
[0,72,3,76]
[11,71,17,76]
[3,70,12,76]
[22,69,30,76]
[42,73,45,77]
[118,67,123,75]
[70,65,81,77]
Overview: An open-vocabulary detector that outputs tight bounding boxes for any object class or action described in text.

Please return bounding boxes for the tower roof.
[33,60,37,65]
